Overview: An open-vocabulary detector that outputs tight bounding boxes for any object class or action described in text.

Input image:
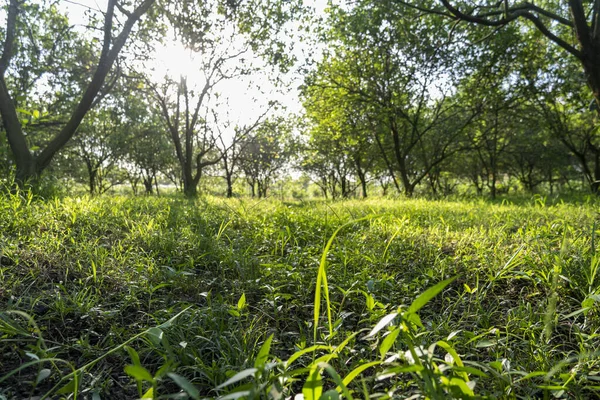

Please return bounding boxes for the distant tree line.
[299,0,600,199]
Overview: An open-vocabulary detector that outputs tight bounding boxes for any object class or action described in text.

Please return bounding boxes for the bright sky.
[57,0,327,139]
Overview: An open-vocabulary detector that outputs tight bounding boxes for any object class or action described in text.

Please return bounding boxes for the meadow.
[1,192,599,399]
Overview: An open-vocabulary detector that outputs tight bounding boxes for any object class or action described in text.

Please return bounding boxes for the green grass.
[1,192,600,399]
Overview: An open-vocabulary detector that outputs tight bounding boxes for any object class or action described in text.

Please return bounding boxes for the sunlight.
[58,0,300,133]
[149,40,202,84]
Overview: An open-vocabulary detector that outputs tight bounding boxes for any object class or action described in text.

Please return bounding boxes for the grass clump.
[1,194,600,399]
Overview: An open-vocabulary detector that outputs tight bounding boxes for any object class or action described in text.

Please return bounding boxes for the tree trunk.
[490,175,497,199]
[89,169,97,195]
[593,150,600,194]
[226,173,233,198]
[143,177,153,194]
[183,180,197,197]
[360,175,368,198]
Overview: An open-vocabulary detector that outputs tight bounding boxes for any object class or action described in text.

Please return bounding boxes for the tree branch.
[36,0,156,172]
[0,0,21,76]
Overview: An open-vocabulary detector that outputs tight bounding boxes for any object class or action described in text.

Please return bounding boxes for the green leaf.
[379,327,400,359]
[147,327,164,346]
[125,365,154,382]
[56,379,77,395]
[286,345,332,368]
[315,216,379,342]
[218,391,252,400]
[515,371,546,382]
[36,368,51,384]
[254,334,274,368]
[237,293,247,310]
[437,341,467,381]
[451,366,489,378]
[303,367,323,400]
[333,332,359,354]
[341,361,381,387]
[446,377,474,396]
[141,387,154,399]
[124,345,141,366]
[33,110,40,119]
[320,390,340,400]
[168,372,200,399]
[319,363,354,400]
[476,339,497,348]
[215,368,258,390]
[407,277,457,314]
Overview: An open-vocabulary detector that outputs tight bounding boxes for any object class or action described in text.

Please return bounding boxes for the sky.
[57,0,327,137]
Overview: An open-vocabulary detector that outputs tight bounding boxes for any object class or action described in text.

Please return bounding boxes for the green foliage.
[2,194,600,398]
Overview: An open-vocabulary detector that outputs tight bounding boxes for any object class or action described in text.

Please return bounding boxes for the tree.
[239,117,294,198]
[400,0,600,113]
[303,0,481,196]
[122,95,173,195]
[215,107,272,198]
[70,109,127,195]
[0,0,155,185]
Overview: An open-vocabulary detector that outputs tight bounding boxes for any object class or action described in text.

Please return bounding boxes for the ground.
[1,193,599,399]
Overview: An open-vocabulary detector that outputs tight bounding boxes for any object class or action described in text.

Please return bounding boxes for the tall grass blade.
[314,215,378,343]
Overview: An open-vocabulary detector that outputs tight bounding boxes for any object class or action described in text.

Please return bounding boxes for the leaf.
[168,372,200,400]
[141,387,154,399]
[451,366,489,378]
[365,312,398,338]
[254,334,274,368]
[302,367,323,400]
[125,345,141,366]
[341,361,381,387]
[237,293,246,310]
[147,327,164,346]
[475,339,497,348]
[407,277,457,314]
[36,368,51,384]
[319,390,339,400]
[333,332,359,354]
[125,365,154,382]
[56,379,76,395]
[218,391,252,400]
[437,341,467,381]
[215,368,258,390]
[318,363,354,400]
[314,216,379,342]
[33,110,40,119]
[379,327,400,359]
[286,345,332,368]
[446,377,474,396]
[447,330,461,341]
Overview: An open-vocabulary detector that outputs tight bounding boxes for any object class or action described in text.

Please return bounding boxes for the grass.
[1,192,600,399]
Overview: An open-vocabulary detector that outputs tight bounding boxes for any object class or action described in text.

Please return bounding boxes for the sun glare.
[150,41,200,83]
